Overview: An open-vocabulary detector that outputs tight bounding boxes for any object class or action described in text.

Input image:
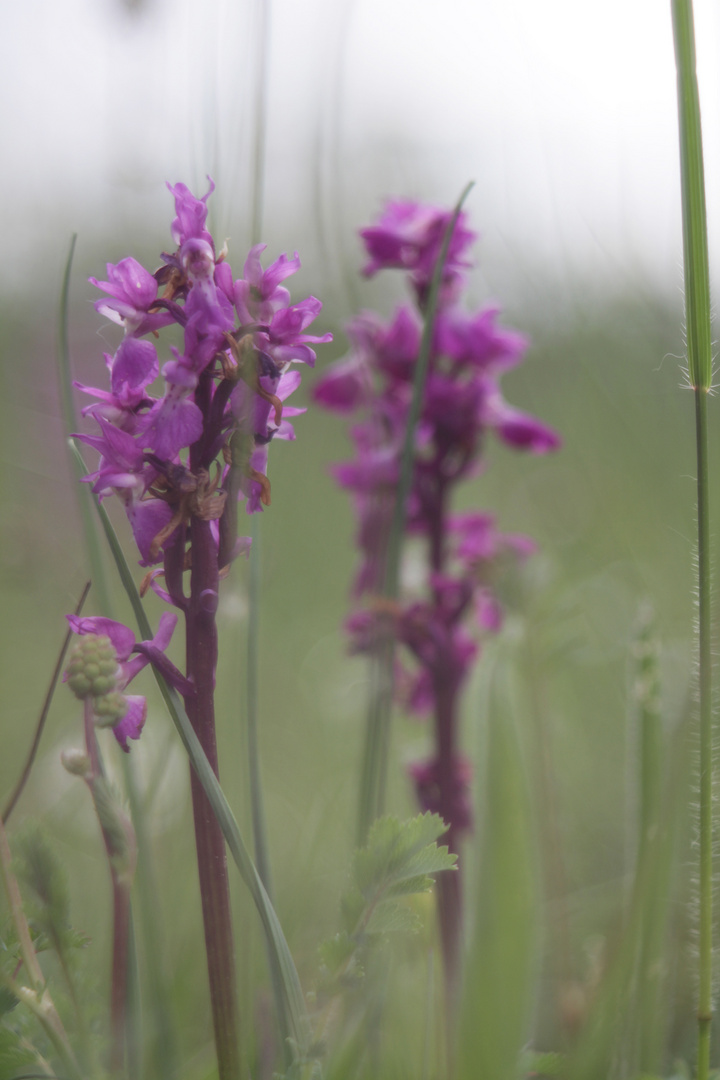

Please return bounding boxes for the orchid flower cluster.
[314,198,560,977]
[62,181,331,1079]
[68,180,330,751]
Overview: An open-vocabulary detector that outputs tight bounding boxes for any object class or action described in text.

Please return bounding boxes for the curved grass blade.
[2,580,90,823]
[356,180,475,844]
[56,234,112,616]
[671,3,714,1076]
[70,437,312,1064]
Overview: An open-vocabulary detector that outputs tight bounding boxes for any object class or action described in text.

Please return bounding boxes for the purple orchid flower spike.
[74,179,332,1080]
[317,194,560,996]
[65,612,187,751]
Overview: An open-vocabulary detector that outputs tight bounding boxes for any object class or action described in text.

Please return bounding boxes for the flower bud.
[61,749,92,778]
[93,691,129,726]
[66,634,120,702]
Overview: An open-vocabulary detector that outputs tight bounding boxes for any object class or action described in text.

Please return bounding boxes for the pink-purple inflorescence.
[314,197,560,866]
[69,179,332,750]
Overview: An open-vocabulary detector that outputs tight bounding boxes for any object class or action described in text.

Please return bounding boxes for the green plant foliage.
[14,830,89,973]
[457,672,538,1080]
[321,813,456,990]
[0,1026,36,1079]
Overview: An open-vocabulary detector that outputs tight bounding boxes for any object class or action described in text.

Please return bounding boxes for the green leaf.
[457,665,538,1080]
[363,902,420,937]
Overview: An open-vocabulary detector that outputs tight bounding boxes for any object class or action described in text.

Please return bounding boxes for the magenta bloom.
[360,198,476,307]
[77,178,333,591]
[317,196,560,849]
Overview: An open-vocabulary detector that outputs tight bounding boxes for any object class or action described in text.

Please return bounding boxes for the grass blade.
[2,581,90,823]
[457,656,537,1080]
[671,3,714,1075]
[56,234,112,616]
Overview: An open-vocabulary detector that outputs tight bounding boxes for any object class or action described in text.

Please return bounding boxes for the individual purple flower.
[90,258,173,336]
[234,244,301,324]
[360,198,476,306]
[167,178,215,248]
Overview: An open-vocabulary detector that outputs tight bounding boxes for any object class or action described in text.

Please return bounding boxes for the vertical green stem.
[671,2,713,1075]
[696,387,712,1080]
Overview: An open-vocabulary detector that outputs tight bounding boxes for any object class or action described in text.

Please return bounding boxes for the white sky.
[2,0,719,305]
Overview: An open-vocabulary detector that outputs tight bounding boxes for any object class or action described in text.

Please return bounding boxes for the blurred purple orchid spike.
[315,195,559,989]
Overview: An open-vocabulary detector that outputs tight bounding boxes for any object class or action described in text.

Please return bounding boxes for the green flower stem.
[671,2,713,1075]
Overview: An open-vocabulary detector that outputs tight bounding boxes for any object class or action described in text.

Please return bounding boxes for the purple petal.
[111,337,159,396]
[67,616,136,661]
[126,499,176,567]
[144,395,204,458]
[112,695,147,752]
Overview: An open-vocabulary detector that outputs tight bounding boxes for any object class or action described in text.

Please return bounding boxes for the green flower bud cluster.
[66,635,128,723]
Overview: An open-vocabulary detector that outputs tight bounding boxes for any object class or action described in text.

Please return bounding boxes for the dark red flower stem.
[428,481,463,998]
[182,369,241,1080]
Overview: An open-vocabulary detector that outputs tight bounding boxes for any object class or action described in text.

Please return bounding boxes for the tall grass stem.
[671,1,713,1074]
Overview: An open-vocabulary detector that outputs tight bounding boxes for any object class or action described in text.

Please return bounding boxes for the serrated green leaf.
[340,887,366,937]
[319,933,356,978]
[354,814,451,897]
[387,844,457,884]
[383,874,434,899]
[363,902,421,937]
[519,1049,564,1076]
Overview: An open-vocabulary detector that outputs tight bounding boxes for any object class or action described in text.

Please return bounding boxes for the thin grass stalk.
[356,180,475,845]
[247,0,274,904]
[56,235,112,616]
[2,581,90,823]
[671,2,713,1074]
[58,250,176,1079]
[71,439,313,1066]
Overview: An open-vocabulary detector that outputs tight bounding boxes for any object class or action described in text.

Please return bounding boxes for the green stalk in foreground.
[671,2,713,1076]
[356,180,474,845]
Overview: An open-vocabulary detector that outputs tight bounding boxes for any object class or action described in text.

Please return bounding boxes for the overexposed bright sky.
[2,0,719,304]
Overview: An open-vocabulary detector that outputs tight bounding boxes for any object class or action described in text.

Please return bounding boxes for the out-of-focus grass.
[0,272,706,1072]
